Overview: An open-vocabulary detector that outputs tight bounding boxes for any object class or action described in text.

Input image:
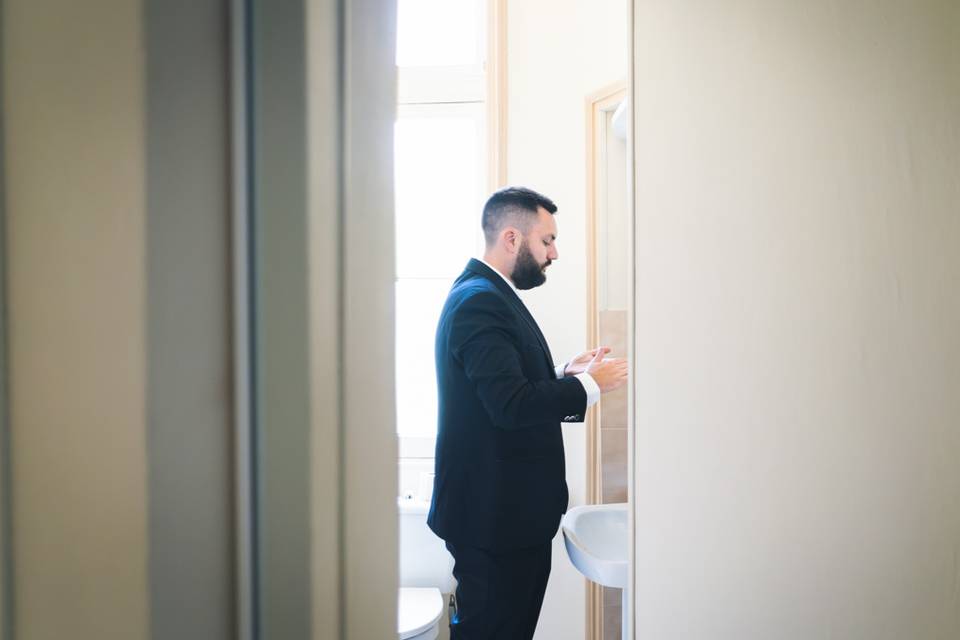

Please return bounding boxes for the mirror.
[585,82,630,639]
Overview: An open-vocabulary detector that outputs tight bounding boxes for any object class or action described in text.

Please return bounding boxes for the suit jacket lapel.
[463,259,556,373]
[511,293,555,367]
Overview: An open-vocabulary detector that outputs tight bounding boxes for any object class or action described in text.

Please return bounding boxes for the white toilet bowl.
[398,587,444,640]
[397,495,455,640]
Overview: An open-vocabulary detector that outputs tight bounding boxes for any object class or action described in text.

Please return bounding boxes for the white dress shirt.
[478,258,601,410]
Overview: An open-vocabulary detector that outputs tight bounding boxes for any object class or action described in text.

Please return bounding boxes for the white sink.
[562,502,630,634]
[560,502,628,589]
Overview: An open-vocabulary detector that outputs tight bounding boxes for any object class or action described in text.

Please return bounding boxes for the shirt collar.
[478,257,517,292]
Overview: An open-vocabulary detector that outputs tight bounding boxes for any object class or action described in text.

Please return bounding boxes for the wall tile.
[600,385,628,429]
[602,591,622,640]
[598,311,628,637]
[603,586,620,606]
[601,428,627,504]
[603,599,622,640]
[598,310,628,428]
[598,309,627,356]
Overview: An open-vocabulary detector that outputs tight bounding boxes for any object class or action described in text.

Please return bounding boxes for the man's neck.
[480,254,516,291]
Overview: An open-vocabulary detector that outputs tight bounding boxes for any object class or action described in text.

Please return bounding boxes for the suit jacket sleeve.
[450,291,587,429]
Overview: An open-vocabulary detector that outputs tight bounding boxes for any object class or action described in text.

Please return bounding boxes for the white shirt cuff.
[574,372,601,408]
[555,363,567,379]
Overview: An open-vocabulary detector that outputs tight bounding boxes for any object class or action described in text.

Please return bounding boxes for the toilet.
[398,495,456,640]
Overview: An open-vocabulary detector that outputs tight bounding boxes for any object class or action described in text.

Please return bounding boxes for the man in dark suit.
[428,186,629,639]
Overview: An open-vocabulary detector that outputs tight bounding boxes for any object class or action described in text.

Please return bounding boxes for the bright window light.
[394,112,482,279]
[394,0,486,439]
[395,279,452,437]
[396,0,482,67]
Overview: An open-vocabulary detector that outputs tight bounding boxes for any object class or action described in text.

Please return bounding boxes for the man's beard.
[511,239,550,290]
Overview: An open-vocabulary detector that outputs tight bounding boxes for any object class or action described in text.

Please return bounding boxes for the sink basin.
[560,502,628,589]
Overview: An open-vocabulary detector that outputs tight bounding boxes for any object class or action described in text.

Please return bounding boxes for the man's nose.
[549,245,559,261]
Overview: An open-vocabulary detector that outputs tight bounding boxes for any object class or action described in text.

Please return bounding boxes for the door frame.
[231,0,398,638]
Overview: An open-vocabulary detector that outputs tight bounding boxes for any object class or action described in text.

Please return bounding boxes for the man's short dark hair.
[482,186,557,247]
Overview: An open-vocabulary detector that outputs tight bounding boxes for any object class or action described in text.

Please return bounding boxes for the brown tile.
[599,384,627,429]
[602,586,620,606]
[598,310,628,428]
[601,428,627,504]
[602,594,622,640]
[598,309,627,357]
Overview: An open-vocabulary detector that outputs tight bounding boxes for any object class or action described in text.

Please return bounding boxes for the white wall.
[507,1,628,638]
[632,1,960,638]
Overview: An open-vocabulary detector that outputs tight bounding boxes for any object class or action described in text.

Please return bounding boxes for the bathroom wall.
[632,1,960,637]
[507,1,629,638]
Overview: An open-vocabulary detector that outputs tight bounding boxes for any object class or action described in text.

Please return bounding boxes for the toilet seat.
[398,587,444,640]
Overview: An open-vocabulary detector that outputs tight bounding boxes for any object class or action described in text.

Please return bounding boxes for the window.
[396,0,483,68]
[394,0,489,440]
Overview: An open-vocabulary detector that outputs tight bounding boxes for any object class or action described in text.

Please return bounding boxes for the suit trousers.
[444,540,552,640]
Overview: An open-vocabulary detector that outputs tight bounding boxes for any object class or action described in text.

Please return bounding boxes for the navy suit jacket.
[428,259,588,551]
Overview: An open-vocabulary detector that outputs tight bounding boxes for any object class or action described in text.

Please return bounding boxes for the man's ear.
[502,227,520,253]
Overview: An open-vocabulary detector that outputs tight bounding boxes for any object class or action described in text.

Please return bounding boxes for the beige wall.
[3,1,150,637]
[2,1,398,638]
[632,1,960,637]
[2,1,235,638]
[507,1,629,638]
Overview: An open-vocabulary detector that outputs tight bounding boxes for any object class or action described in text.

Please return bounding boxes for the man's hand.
[585,351,629,393]
[563,346,612,377]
